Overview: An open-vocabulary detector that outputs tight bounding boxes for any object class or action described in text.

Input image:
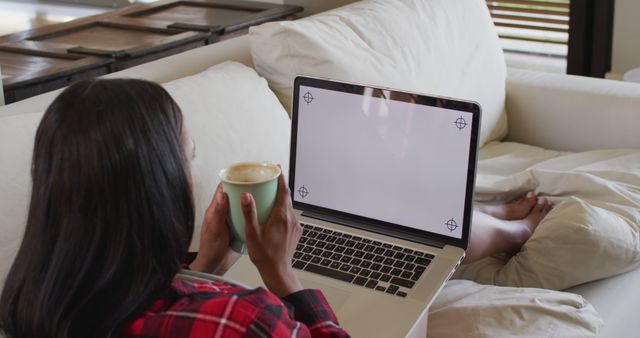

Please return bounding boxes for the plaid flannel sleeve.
[283,289,350,337]
[245,288,350,338]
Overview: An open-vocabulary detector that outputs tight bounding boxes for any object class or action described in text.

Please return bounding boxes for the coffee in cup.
[219,162,281,253]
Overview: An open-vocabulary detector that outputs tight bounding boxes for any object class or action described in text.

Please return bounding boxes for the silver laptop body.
[227,76,481,337]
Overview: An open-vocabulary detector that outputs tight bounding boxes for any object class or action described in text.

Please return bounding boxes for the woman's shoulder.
[170,278,285,312]
[171,278,249,298]
[122,279,288,337]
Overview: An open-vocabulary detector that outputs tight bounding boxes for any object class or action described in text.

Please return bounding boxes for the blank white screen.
[293,85,473,239]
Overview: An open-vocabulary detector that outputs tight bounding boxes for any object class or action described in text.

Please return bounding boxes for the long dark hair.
[0,79,195,337]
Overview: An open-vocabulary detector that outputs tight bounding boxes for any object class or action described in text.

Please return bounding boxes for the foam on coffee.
[225,163,279,183]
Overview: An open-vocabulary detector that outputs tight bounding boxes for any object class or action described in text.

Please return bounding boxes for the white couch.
[2,1,640,337]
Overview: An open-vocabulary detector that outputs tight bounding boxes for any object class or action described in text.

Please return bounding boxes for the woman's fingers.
[211,188,228,226]
[242,193,260,242]
[192,184,234,274]
[203,184,223,221]
[269,173,293,224]
[276,173,291,205]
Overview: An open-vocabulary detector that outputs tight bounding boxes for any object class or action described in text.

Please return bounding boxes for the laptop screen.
[290,77,479,248]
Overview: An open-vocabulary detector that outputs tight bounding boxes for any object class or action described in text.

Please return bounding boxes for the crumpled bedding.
[454,141,640,291]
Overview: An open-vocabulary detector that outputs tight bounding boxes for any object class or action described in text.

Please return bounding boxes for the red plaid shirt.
[122,275,350,337]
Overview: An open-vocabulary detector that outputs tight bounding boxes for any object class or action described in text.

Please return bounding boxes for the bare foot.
[464,199,555,264]
[505,198,554,254]
[476,192,538,220]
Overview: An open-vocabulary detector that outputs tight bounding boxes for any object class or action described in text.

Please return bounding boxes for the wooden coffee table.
[0,0,302,104]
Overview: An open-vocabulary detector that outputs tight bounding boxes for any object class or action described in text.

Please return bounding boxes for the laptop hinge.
[301,211,446,249]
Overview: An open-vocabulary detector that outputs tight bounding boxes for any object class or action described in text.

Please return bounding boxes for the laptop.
[226,76,480,337]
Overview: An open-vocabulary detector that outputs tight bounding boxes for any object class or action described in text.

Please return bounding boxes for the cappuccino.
[225,163,280,183]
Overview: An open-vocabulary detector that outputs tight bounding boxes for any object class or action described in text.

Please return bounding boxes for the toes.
[532,199,546,213]
[535,198,553,213]
[542,200,554,214]
[512,191,535,204]
[523,192,538,207]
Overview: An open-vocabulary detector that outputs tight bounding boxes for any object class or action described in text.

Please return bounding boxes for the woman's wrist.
[189,254,217,273]
[190,250,239,276]
[258,263,303,297]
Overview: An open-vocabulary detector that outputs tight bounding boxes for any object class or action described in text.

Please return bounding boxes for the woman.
[0,78,551,338]
[0,79,348,338]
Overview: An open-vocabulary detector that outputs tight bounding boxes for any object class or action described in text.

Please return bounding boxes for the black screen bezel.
[289,76,480,250]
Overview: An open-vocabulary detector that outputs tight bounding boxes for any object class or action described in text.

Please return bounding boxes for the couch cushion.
[162,61,291,250]
[567,265,640,338]
[0,112,42,287]
[429,280,603,338]
[249,0,508,147]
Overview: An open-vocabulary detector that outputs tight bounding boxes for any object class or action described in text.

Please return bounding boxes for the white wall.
[611,0,640,76]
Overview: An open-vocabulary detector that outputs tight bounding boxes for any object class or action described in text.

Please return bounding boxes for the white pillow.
[162,61,291,250]
[456,142,640,290]
[428,280,603,338]
[249,0,508,147]
[0,112,42,287]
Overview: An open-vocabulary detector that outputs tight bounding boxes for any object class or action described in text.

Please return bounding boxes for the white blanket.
[455,142,640,290]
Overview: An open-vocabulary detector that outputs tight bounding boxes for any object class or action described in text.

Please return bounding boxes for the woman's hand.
[190,184,241,275]
[242,173,304,297]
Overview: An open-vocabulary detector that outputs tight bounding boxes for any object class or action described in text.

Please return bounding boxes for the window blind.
[486,0,570,56]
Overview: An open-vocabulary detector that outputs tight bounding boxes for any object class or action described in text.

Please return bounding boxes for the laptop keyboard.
[292,222,435,298]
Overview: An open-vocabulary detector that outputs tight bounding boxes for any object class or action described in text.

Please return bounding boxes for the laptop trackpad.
[300,278,350,312]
